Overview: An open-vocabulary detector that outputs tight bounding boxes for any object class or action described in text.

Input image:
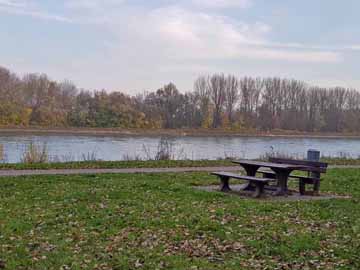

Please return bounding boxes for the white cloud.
[0,0,26,8]
[260,42,360,52]
[191,0,252,9]
[0,0,353,63]
[64,0,126,11]
[64,0,100,10]
[117,6,340,63]
[236,47,340,62]
[0,7,72,22]
[0,0,72,22]
[345,45,360,51]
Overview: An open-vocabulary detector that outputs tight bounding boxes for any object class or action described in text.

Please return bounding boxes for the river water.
[0,135,359,163]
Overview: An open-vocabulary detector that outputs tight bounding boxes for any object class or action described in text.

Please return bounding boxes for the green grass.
[0,169,360,269]
[321,157,360,166]
[0,160,234,170]
[1,157,360,171]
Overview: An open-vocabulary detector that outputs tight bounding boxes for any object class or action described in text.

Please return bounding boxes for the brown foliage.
[1,65,360,133]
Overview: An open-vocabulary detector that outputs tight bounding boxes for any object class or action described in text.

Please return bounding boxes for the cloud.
[236,48,340,62]
[116,6,341,63]
[191,0,252,9]
[64,0,253,11]
[0,7,73,22]
[345,45,360,51]
[0,0,72,22]
[0,0,26,8]
[259,42,360,52]
[64,0,100,10]
[64,0,126,11]
[0,0,354,62]
[0,1,344,64]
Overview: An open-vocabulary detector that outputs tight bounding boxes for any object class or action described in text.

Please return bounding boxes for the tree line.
[1,65,359,132]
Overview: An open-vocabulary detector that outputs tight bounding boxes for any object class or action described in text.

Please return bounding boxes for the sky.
[1,0,360,93]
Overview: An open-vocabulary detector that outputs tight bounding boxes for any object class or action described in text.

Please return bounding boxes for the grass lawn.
[0,169,359,269]
[1,158,360,171]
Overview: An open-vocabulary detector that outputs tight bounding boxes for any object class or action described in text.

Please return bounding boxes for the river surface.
[0,135,359,163]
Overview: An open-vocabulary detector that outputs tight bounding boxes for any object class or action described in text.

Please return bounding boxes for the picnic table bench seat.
[211,172,276,198]
[258,170,319,182]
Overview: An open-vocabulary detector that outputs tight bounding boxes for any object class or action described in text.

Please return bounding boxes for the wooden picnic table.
[232,160,308,196]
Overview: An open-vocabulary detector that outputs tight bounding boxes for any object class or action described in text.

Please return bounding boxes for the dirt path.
[0,166,242,177]
[0,165,358,177]
[195,184,351,201]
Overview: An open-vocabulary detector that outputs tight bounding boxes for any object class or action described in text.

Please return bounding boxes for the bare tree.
[239,77,262,128]
[194,76,211,127]
[224,75,239,126]
[207,74,226,128]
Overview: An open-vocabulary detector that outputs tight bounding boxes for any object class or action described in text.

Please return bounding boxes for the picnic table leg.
[253,182,265,198]
[239,165,260,191]
[299,180,306,195]
[273,169,291,196]
[220,176,231,192]
[313,179,320,196]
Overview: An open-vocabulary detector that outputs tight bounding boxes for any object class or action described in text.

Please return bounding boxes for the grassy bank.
[0,168,359,269]
[0,160,234,170]
[1,158,360,171]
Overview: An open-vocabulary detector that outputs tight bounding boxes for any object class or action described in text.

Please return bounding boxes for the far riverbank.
[1,127,360,139]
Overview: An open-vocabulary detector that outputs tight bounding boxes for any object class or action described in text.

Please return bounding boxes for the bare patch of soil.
[195,184,351,201]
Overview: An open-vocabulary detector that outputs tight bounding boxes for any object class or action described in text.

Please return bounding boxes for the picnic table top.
[232,159,308,170]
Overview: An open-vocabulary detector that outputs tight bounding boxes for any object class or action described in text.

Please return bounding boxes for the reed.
[21,142,49,164]
[0,144,4,162]
[81,151,98,162]
[141,137,186,161]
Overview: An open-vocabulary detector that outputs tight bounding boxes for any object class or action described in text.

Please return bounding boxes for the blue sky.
[1,0,359,93]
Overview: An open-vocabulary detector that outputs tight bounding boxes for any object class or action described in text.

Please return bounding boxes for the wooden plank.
[258,170,320,181]
[269,157,328,167]
[269,158,328,173]
[232,160,307,170]
[211,172,275,183]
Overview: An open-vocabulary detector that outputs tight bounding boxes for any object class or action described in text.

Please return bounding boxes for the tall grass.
[122,153,142,161]
[51,153,76,163]
[81,151,99,162]
[141,137,186,161]
[21,142,49,164]
[155,138,174,160]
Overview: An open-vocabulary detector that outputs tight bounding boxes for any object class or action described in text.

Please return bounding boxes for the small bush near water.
[21,142,49,164]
